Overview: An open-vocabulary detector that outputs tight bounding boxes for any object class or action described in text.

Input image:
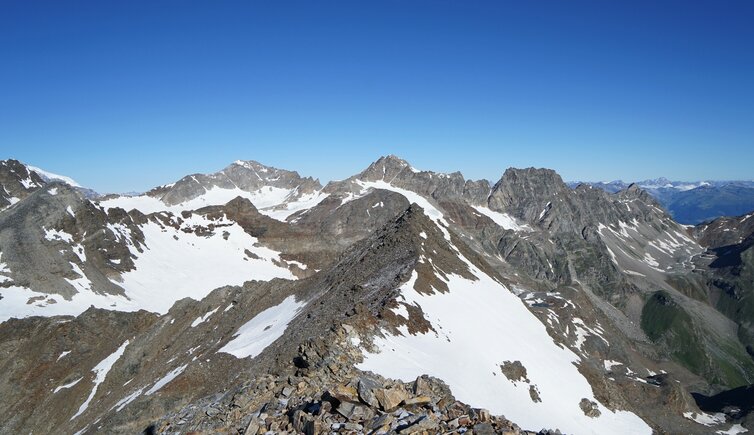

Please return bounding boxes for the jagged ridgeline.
[1,156,753,435]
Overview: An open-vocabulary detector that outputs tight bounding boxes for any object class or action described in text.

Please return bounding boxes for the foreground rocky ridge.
[1,156,753,434]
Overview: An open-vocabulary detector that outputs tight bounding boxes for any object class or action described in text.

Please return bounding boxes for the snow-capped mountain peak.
[25,164,81,187]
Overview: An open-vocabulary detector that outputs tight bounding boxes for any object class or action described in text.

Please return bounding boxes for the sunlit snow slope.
[0,214,295,321]
[99,187,328,221]
[358,249,651,434]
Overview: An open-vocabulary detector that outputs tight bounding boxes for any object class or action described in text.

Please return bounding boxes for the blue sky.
[1,1,753,193]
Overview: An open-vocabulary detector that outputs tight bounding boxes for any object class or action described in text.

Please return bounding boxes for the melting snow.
[72,244,86,262]
[539,202,551,220]
[472,206,531,232]
[71,340,129,420]
[643,252,659,267]
[113,387,145,412]
[20,177,38,189]
[0,253,10,284]
[65,262,93,292]
[717,424,749,435]
[57,350,72,361]
[53,377,82,393]
[219,295,305,359]
[285,259,308,270]
[191,307,219,327]
[44,227,74,243]
[683,411,726,426]
[145,364,188,395]
[623,270,646,277]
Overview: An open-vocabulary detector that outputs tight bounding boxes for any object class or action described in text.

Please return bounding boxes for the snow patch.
[57,350,72,361]
[219,296,305,359]
[145,364,188,395]
[643,252,659,267]
[683,411,726,426]
[20,177,39,189]
[113,387,145,412]
[191,307,219,327]
[65,262,93,293]
[472,206,531,232]
[717,424,749,435]
[53,377,82,393]
[71,340,129,420]
[44,227,74,243]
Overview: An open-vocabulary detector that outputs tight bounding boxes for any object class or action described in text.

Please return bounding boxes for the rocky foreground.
[155,325,533,435]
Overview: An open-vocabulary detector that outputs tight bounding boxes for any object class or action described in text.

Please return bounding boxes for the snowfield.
[358,247,651,434]
[0,214,296,321]
[99,186,329,222]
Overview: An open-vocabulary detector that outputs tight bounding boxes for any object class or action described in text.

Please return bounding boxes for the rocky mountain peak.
[358,155,417,182]
[625,183,642,193]
[323,156,489,206]
[227,160,320,187]
[143,160,323,207]
[496,167,567,194]
[0,159,47,210]
[487,167,570,220]
[619,183,659,206]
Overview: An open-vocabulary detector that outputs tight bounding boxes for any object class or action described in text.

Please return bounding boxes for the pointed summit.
[358,155,416,182]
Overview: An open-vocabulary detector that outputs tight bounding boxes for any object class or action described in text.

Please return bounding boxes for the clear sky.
[1,1,753,193]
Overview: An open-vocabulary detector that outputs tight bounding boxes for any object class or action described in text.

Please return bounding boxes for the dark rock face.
[0,308,159,435]
[0,159,46,210]
[692,212,754,360]
[694,213,754,250]
[0,182,140,297]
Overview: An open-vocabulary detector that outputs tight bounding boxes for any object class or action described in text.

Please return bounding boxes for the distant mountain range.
[568,178,754,224]
[2,157,754,434]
